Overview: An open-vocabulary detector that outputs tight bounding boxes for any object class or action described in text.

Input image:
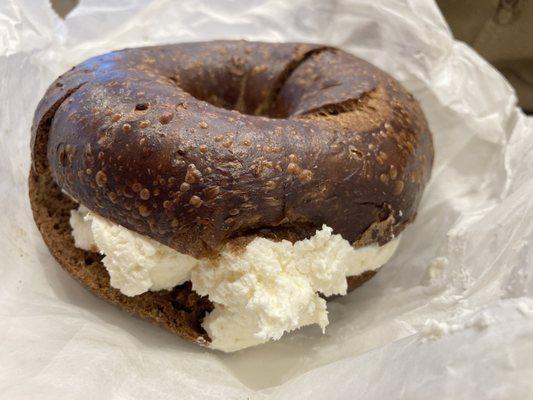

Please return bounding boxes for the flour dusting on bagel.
[29,41,433,351]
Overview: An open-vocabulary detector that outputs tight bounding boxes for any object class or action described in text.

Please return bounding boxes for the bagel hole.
[172,77,289,119]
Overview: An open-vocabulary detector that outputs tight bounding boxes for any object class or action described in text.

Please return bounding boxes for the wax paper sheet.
[1,0,532,398]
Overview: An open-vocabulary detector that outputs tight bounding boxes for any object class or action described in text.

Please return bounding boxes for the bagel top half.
[31,40,433,259]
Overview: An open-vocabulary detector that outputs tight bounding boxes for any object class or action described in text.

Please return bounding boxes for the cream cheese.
[70,206,399,352]
[69,206,196,296]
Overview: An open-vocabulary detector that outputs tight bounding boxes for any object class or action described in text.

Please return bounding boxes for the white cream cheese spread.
[70,206,399,352]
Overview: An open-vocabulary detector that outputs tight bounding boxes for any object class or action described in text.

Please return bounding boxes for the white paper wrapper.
[1,0,532,398]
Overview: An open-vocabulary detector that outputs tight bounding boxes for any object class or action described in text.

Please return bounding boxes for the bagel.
[30,40,433,351]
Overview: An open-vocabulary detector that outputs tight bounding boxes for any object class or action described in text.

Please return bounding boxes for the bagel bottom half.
[29,169,377,346]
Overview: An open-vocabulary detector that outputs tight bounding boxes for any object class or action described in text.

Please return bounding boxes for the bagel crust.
[31,40,433,259]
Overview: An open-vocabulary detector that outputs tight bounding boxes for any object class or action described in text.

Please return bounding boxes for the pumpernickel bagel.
[30,41,433,351]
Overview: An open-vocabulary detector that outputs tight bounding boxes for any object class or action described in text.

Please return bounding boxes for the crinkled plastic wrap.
[1,0,532,398]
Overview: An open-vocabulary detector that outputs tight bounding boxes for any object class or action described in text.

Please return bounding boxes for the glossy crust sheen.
[31,40,433,259]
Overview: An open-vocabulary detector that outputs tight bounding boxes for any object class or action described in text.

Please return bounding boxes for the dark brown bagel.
[30,40,433,345]
[31,40,433,260]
